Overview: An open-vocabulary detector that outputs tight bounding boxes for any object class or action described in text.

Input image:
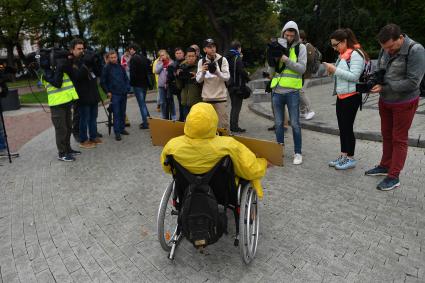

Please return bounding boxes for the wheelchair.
[157,155,260,264]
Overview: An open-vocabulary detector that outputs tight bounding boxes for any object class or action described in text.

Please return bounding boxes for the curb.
[248,77,425,148]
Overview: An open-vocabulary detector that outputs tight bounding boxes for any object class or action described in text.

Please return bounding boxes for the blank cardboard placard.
[149,117,283,166]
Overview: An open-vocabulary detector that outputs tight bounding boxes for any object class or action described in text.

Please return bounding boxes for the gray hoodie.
[268,21,307,94]
[378,34,425,102]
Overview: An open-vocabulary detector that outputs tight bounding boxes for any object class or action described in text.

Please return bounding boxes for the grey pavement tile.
[35,269,56,283]
[1,96,424,282]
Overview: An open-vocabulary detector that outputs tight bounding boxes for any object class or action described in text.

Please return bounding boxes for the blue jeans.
[181,105,190,121]
[134,87,150,127]
[159,87,176,120]
[0,120,6,151]
[272,91,302,154]
[79,104,98,142]
[111,94,127,135]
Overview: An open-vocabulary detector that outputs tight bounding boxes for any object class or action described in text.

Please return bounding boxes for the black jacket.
[129,53,151,88]
[69,58,100,105]
[226,51,250,89]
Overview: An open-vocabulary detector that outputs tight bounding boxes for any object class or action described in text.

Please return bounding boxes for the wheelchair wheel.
[239,184,260,264]
[157,180,179,252]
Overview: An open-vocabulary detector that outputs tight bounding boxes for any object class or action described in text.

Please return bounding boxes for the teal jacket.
[333,50,364,95]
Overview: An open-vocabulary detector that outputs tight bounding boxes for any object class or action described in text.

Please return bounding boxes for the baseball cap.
[203,38,216,47]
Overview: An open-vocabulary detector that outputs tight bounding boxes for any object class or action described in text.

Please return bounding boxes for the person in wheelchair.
[159,102,268,263]
[160,102,267,198]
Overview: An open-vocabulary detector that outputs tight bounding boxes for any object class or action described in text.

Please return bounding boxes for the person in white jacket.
[196,38,230,130]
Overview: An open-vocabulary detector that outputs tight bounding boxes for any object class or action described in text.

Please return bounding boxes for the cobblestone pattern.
[1,96,425,282]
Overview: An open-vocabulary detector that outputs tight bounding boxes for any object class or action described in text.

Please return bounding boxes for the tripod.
[0,99,13,163]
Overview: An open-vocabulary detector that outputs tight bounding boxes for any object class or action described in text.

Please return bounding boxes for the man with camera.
[176,47,202,120]
[365,24,425,191]
[168,47,185,122]
[196,38,230,130]
[268,21,306,165]
[40,48,80,161]
[68,38,102,149]
[128,44,152,129]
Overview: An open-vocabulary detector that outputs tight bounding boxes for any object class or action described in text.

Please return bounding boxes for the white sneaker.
[305,111,315,120]
[293,153,303,165]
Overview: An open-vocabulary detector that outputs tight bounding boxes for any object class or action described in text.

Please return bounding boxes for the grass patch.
[19,84,108,104]
[19,91,48,104]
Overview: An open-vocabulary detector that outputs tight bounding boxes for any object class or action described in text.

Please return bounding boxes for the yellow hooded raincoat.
[160,103,267,198]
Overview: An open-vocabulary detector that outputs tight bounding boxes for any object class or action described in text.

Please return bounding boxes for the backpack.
[346,49,372,109]
[406,42,425,97]
[305,43,322,75]
[174,159,227,248]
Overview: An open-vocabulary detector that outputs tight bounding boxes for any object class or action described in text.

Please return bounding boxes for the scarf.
[339,44,361,61]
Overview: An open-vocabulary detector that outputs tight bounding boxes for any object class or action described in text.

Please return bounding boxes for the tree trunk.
[198,0,233,54]
[6,43,15,68]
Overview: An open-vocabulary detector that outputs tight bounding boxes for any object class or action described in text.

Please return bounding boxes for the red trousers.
[379,98,419,178]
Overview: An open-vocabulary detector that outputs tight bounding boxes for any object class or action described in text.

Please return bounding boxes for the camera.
[26,48,71,70]
[356,69,386,93]
[177,64,192,81]
[266,38,289,67]
[207,61,217,74]
[82,49,103,77]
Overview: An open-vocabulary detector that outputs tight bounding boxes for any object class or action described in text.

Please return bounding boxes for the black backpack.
[174,159,227,248]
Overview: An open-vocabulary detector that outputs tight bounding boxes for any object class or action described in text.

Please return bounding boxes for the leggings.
[336,94,361,156]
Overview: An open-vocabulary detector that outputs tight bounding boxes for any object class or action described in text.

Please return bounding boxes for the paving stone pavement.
[1,95,425,282]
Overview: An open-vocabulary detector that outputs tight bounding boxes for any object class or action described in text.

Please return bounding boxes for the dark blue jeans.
[181,105,190,121]
[111,94,127,135]
[159,87,176,120]
[134,87,150,127]
[272,90,302,154]
[79,104,98,142]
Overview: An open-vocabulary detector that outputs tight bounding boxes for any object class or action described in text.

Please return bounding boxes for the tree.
[0,0,44,66]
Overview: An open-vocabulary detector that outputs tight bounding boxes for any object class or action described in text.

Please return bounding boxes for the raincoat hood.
[184,102,218,139]
[281,20,301,45]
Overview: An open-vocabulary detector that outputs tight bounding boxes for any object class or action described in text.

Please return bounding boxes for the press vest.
[43,73,79,106]
[270,47,303,90]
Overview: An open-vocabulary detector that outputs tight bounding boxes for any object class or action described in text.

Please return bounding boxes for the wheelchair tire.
[239,184,260,264]
[157,180,178,252]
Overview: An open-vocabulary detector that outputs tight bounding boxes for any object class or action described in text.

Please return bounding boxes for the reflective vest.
[270,47,303,90]
[43,73,79,107]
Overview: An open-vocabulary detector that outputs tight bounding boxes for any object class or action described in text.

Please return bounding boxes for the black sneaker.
[267,125,276,131]
[69,149,82,156]
[365,165,388,176]
[236,127,246,133]
[96,132,103,138]
[377,177,400,191]
[57,154,75,162]
[139,123,149,129]
[115,134,122,141]
[121,130,130,135]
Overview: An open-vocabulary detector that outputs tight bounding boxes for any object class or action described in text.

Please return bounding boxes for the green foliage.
[278,0,425,61]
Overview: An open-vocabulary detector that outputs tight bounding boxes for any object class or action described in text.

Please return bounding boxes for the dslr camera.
[177,64,192,82]
[356,69,386,93]
[207,61,217,74]
[267,38,289,67]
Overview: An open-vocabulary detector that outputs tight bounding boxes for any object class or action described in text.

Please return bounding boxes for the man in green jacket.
[176,47,202,120]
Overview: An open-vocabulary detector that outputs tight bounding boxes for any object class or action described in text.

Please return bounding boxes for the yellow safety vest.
[270,47,303,90]
[43,73,79,106]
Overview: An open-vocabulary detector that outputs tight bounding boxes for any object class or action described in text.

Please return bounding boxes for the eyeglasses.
[331,41,341,49]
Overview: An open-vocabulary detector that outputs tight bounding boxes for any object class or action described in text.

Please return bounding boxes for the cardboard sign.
[149,117,284,166]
